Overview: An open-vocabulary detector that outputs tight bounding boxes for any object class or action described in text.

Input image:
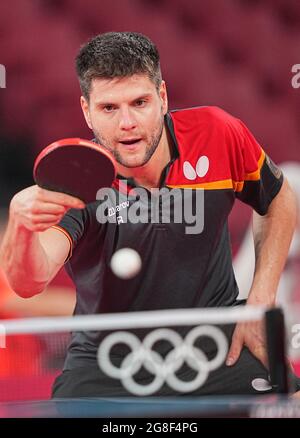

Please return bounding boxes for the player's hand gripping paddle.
[33,138,117,204]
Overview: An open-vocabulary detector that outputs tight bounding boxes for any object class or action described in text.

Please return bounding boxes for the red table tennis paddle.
[33,138,117,203]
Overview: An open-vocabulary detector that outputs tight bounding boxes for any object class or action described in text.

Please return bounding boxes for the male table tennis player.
[1,32,299,397]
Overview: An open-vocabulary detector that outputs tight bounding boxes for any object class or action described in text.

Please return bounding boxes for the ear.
[80,96,92,130]
[159,80,168,115]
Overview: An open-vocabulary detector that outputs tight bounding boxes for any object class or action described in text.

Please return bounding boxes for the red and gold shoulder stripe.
[168,150,265,193]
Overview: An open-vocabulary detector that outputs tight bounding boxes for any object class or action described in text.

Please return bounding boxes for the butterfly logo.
[183,156,209,180]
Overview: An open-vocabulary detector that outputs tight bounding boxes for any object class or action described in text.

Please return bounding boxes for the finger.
[31,214,65,224]
[226,331,243,366]
[251,344,269,369]
[31,203,67,215]
[36,187,85,209]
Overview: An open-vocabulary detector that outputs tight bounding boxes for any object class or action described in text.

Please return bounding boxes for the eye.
[135,99,146,107]
[103,105,115,112]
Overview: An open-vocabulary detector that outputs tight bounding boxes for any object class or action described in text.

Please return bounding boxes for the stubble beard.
[93,112,165,169]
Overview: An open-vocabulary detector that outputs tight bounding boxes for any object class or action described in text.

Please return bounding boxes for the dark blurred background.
[0,0,299,245]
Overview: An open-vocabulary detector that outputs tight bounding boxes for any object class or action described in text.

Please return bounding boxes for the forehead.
[89,74,157,103]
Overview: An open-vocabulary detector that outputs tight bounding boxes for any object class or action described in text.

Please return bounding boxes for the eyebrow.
[95,93,153,107]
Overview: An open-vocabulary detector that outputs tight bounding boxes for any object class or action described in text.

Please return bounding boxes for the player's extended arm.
[0,185,84,298]
[227,178,297,367]
[250,177,297,306]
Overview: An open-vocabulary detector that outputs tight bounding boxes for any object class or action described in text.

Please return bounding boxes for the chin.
[120,159,145,168]
[117,152,147,168]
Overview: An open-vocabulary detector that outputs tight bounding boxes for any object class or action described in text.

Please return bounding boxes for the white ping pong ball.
[110,248,142,279]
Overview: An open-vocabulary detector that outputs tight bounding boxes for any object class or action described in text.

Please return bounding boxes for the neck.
[116,124,172,189]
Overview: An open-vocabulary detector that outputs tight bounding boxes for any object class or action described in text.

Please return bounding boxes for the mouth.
[118,138,142,150]
[119,138,142,146]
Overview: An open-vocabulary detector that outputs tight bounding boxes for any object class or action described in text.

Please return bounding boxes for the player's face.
[81,74,168,168]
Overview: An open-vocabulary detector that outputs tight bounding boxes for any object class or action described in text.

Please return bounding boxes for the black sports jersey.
[55,106,283,370]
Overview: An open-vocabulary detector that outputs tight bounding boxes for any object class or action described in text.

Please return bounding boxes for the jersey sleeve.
[52,207,87,261]
[227,117,283,215]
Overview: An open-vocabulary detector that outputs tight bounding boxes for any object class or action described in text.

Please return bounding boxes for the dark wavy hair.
[76,32,162,100]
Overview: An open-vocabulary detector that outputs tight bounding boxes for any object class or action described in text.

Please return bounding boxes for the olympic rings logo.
[97,326,228,396]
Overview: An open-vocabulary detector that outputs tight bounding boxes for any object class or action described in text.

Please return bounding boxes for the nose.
[119,107,137,131]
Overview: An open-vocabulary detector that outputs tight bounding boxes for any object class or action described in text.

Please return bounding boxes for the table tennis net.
[0,306,298,402]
